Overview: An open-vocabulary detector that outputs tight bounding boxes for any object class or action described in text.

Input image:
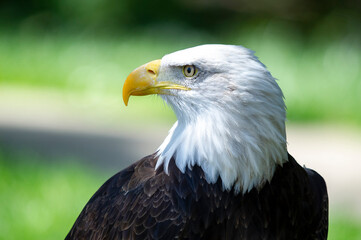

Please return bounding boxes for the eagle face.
[157,45,242,119]
[123,44,288,193]
[124,44,285,124]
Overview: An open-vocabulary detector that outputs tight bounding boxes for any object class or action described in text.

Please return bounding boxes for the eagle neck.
[156,109,288,194]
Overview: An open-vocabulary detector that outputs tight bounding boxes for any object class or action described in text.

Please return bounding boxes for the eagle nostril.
[147,69,156,75]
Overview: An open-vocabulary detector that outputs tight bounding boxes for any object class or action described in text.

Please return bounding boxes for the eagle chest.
[169,163,312,240]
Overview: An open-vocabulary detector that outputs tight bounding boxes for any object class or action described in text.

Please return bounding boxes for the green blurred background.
[0,0,361,239]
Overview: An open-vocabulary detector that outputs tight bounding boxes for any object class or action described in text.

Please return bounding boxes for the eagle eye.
[183,65,196,77]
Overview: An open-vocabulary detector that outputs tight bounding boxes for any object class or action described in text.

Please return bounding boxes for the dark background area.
[1,0,361,38]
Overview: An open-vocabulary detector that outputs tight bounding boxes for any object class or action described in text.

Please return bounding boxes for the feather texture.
[66,153,328,240]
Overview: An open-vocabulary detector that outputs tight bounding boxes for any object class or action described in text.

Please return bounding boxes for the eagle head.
[123,44,287,194]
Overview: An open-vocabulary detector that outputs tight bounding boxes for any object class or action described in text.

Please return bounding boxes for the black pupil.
[187,67,192,74]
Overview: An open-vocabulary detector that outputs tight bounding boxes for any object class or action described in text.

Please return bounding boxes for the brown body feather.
[66,154,328,240]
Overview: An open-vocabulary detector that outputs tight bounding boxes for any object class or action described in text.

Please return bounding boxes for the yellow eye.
[183,65,196,77]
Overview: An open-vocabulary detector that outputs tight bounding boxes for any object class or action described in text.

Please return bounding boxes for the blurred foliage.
[329,215,361,240]
[1,0,361,35]
[0,150,109,240]
[0,151,360,239]
[0,0,361,125]
[0,17,360,124]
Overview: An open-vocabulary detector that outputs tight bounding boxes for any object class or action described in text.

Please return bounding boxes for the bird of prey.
[66,44,328,240]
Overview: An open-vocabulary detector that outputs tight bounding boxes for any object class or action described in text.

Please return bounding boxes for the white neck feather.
[156,105,287,194]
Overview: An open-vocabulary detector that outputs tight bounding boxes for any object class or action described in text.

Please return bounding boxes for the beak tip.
[122,90,129,106]
[122,84,130,106]
[123,96,129,106]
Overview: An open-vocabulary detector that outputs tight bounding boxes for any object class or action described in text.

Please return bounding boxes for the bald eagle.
[66,45,328,239]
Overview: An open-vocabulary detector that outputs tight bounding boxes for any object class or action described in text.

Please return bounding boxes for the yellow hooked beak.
[122,59,190,106]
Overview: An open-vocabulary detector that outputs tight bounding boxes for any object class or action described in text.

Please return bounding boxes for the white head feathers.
[155,44,288,194]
